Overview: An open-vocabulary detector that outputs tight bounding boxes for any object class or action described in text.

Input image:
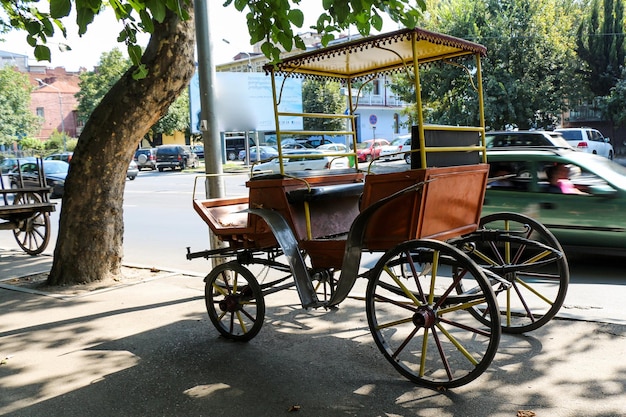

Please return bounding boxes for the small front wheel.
[204,261,265,342]
[366,239,500,389]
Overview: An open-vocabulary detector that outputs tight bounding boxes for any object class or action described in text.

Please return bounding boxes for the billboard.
[189,72,303,134]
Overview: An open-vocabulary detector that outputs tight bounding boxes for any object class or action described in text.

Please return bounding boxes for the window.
[36,107,44,118]
[372,79,380,95]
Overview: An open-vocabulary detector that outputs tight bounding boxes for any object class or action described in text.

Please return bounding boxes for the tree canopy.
[391,0,583,131]
[75,48,131,123]
[302,80,344,133]
[0,66,41,146]
[577,0,626,96]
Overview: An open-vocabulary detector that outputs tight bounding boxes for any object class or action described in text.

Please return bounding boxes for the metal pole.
[193,0,226,259]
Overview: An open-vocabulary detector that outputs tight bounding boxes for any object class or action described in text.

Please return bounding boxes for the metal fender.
[246,208,320,309]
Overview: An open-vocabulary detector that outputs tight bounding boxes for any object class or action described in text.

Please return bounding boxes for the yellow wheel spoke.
[383,266,422,306]
[436,323,478,366]
[514,276,555,305]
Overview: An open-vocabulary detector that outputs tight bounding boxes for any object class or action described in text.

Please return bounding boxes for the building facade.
[1,50,82,141]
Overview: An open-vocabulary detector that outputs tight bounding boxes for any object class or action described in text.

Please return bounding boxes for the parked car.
[554,127,614,159]
[252,149,349,174]
[155,144,198,171]
[379,134,411,164]
[44,152,73,163]
[134,148,157,170]
[355,138,390,162]
[316,143,349,153]
[192,145,204,159]
[127,160,139,180]
[9,160,69,198]
[485,130,572,149]
[483,147,626,253]
[0,157,36,174]
[238,145,279,163]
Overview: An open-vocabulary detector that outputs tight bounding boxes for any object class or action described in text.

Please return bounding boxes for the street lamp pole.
[36,78,66,151]
[222,39,252,71]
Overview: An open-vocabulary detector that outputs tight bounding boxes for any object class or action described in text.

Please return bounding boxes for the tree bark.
[48,6,196,285]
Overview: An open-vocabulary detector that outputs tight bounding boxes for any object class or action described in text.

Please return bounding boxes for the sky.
[0,2,405,72]
[0,2,327,71]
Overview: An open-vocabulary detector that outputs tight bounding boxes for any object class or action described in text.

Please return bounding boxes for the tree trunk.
[48,6,196,285]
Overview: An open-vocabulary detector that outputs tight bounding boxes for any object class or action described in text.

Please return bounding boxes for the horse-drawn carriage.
[0,158,55,255]
[187,28,568,388]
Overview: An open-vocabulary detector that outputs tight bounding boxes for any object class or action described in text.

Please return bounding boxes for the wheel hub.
[219,295,242,313]
[412,305,437,328]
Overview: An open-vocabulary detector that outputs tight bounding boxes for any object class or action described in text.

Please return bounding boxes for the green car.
[483,148,626,253]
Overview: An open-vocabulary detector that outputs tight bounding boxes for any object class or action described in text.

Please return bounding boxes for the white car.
[555,128,614,159]
[316,143,349,153]
[379,135,411,164]
[252,150,349,174]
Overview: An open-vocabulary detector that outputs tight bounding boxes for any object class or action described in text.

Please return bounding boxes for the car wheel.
[227,151,237,161]
[365,154,373,162]
[127,175,136,180]
[404,153,411,165]
[180,160,187,170]
[138,154,148,165]
[608,150,614,160]
[158,167,164,172]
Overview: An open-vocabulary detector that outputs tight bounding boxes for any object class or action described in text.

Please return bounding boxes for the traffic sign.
[369,114,377,125]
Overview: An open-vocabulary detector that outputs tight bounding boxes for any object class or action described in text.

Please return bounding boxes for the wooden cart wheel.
[366,239,501,389]
[12,192,51,256]
[455,212,569,334]
[204,261,265,342]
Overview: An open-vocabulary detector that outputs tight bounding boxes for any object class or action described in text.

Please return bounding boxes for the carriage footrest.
[299,237,347,269]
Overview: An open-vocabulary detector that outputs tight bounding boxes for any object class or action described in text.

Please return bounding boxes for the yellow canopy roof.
[265,27,487,80]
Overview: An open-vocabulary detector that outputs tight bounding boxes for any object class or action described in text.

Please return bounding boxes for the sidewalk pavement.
[1,248,624,417]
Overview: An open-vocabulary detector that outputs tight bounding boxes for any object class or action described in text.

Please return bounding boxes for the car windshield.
[557,130,583,141]
[356,142,371,150]
[43,162,69,174]
[546,133,571,148]
[389,138,405,146]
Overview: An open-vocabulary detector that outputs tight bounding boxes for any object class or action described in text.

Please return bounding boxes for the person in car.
[546,164,585,194]
[488,164,515,188]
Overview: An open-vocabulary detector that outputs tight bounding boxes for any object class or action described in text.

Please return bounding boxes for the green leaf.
[41,18,54,36]
[277,31,293,51]
[50,0,72,18]
[146,0,166,23]
[34,45,51,62]
[132,64,149,80]
[288,9,304,27]
[128,44,143,65]
[26,34,37,47]
[261,41,273,57]
[234,0,248,11]
[371,13,383,31]
[294,37,306,51]
[139,9,155,32]
[321,33,335,46]
[76,7,95,35]
[25,21,41,36]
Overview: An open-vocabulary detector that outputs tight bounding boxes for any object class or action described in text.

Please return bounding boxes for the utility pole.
[193,0,226,260]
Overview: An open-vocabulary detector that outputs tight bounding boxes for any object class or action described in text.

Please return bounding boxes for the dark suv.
[134,148,157,170]
[155,145,198,171]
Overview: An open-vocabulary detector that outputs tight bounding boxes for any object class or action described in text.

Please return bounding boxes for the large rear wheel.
[366,239,500,389]
[455,212,569,334]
